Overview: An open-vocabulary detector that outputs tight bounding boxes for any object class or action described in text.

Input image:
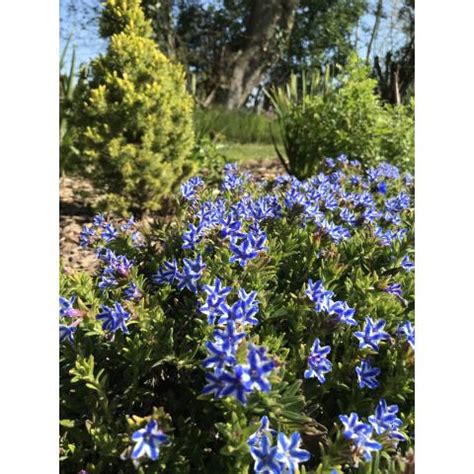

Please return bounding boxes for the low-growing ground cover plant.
[60,157,414,473]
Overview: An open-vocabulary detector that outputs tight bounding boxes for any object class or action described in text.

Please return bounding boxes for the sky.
[60,0,407,74]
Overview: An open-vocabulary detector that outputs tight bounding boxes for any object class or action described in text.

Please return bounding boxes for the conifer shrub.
[73,0,195,214]
[60,158,414,473]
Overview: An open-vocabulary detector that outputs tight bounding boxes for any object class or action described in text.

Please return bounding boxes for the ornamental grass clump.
[60,157,414,473]
[73,0,195,214]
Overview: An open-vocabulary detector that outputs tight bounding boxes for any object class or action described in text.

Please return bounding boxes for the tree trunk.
[220,0,298,109]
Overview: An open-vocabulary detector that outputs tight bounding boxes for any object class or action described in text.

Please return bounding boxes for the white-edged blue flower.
[356,360,381,389]
[131,420,168,461]
[354,317,390,352]
[275,432,311,473]
[304,338,332,383]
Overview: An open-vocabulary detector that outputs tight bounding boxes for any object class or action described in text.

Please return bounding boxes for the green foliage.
[60,160,414,472]
[268,56,414,178]
[194,106,280,145]
[73,0,195,214]
[60,36,85,174]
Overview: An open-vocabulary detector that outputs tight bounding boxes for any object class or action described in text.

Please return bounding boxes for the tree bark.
[220,0,298,109]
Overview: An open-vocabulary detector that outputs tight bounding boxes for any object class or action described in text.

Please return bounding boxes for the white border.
[416,0,474,472]
[0,0,58,470]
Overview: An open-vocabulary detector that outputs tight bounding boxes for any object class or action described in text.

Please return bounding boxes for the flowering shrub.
[60,157,414,472]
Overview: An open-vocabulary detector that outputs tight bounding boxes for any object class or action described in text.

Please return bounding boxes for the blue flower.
[340,208,358,227]
[353,424,383,461]
[354,317,390,351]
[121,216,136,231]
[397,320,415,349]
[305,279,334,313]
[339,412,367,440]
[356,360,381,389]
[123,282,142,301]
[220,214,244,239]
[60,324,77,344]
[92,213,106,227]
[219,365,253,405]
[176,255,206,293]
[229,237,259,267]
[362,206,381,224]
[325,157,336,168]
[60,295,80,318]
[321,220,351,244]
[181,177,203,201]
[182,223,204,250]
[101,224,118,243]
[368,399,405,442]
[249,434,282,474]
[199,278,231,324]
[219,289,260,326]
[213,320,247,348]
[98,274,118,292]
[284,187,305,209]
[339,413,382,461]
[304,338,332,383]
[384,282,403,298]
[202,338,237,373]
[247,416,277,447]
[79,225,95,248]
[275,432,311,474]
[377,181,387,194]
[240,345,275,392]
[153,259,178,285]
[96,302,131,333]
[202,370,228,398]
[114,255,134,277]
[328,300,357,325]
[131,420,168,461]
[401,255,415,271]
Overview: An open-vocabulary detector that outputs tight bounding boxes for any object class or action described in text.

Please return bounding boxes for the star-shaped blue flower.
[354,317,390,351]
[275,432,311,473]
[356,359,381,389]
[176,255,206,293]
[131,420,168,461]
[397,320,415,350]
[304,338,332,383]
[368,399,406,442]
[240,345,275,392]
[96,302,131,333]
[60,324,77,344]
[60,295,80,318]
[229,237,259,267]
[249,434,282,474]
[153,259,178,285]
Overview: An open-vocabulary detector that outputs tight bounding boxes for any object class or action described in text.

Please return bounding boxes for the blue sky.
[60,0,406,73]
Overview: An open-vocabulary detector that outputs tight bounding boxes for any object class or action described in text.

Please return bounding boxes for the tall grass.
[194,106,281,144]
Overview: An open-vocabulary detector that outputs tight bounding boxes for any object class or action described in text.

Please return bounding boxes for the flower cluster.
[339,399,406,462]
[59,295,81,344]
[60,159,414,472]
[247,416,311,473]
[305,279,357,325]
